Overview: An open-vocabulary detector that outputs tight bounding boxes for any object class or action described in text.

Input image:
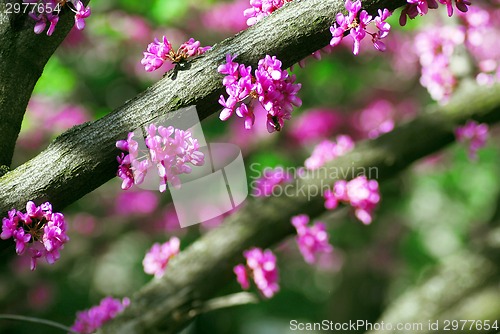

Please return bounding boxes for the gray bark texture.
[0,0,87,167]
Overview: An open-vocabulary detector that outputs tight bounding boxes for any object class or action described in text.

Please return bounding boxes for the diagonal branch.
[97,84,500,334]
[0,0,88,167]
[0,0,407,218]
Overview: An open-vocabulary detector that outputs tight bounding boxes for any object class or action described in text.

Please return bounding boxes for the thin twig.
[0,314,79,333]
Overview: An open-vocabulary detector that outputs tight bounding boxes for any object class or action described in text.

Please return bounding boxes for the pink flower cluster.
[234,247,279,298]
[288,108,342,146]
[1,201,69,271]
[400,0,471,26]
[218,54,302,133]
[324,176,380,225]
[252,167,292,197]
[202,0,249,33]
[460,6,500,86]
[143,237,180,278]
[244,0,292,26]
[354,100,395,139]
[141,36,211,72]
[304,135,355,170]
[329,0,392,55]
[291,214,333,264]
[71,297,130,334]
[116,124,205,192]
[455,120,489,161]
[415,26,464,104]
[24,0,90,36]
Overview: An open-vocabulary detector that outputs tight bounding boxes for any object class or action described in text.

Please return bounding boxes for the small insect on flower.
[271,115,281,131]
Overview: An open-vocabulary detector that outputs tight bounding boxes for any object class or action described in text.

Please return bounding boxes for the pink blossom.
[354,100,395,139]
[244,0,291,26]
[455,120,489,161]
[1,209,18,240]
[141,36,211,72]
[234,264,250,289]
[202,0,248,33]
[324,176,380,224]
[234,247,279,298]
[1,201,69,270]
[13,228,31,255]
[218,54,301,132]
[74,1,91,30]
[438,0,471,17]
[400,0,469,25]
[116,125,204,192]
[305,135,355,170]
[71,297,130,334]
[291,215,333,264]
[415,25,464,103]
[329,0,392,55]
[459,6,500,87]
[141,36,173,72]
[143,237,181,278]
[24,0,91,36]
[399,0,438,25]
[116,132,149,190]
[114,191,159,215]
[178,38,212,57]
[288,109,343,146]
[18,98,91,150]
[252,167,292,197]
[146,125,205,191]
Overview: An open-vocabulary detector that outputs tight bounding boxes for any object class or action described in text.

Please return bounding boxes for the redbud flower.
[324,176,380,225]
[305,135,355,170]
[143,237,180,278]
[291,214,333,264]
[354,100,395,139]
[438,0,471,17]
[218,54,301,132]
[252,167,292,197]
[399,0,469,25]
[288,109,343,146]
[329,0,392,55]
[202,0,248,33]
[244,0,292,26]
[71,297,130,334]
[116,132,149,190]
[74,0,91,30]
[415,26,464,103]
[141,36,211,72]
[116,125,205,192]
[234,247,279,298]
[1,201,69,270]
[455,120,489,161]
[234,264,250,289]
[24,0,91,36]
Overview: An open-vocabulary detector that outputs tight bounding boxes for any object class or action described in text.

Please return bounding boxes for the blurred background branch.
[365,193,500,334]
[98,84,500,334]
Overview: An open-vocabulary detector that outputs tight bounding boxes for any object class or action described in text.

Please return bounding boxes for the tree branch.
[365,243,500,334]
[97,84,500,334]
[0,0,407,218]
[0,0,86,167]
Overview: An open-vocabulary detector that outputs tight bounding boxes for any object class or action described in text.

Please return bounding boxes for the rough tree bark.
[0,0,87,168]
[97,84,500,334]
